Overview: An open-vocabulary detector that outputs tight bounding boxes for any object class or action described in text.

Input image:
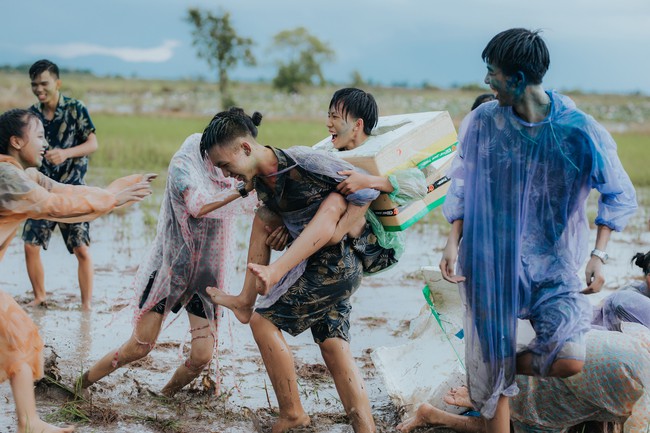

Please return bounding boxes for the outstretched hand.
[115,181,153,207]
[143,173,158,183]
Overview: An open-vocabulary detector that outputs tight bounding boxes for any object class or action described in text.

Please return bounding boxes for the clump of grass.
[132,414,182,433]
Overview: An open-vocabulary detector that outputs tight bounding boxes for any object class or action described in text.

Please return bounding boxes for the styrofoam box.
[313,111,458,231]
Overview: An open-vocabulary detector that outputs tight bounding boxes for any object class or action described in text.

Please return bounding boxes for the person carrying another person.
[0,108,154,433]
[209,88,427,322]
[204,107,379,433]
[439,28,637,433]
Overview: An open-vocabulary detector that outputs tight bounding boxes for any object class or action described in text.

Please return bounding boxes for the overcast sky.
[2,0,648,94]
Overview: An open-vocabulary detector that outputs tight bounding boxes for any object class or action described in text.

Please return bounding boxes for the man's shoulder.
[60,94,89,112]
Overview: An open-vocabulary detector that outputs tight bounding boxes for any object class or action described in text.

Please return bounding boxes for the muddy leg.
[397,403,484,433]
[161,313,215,397]
[250,313,310,433]
[319,337,375,433]
[79,310,163,389]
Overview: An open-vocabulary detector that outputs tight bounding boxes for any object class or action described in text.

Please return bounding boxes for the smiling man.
[22,59,99,310]
[203,107,379,433]
[439,28,638,433]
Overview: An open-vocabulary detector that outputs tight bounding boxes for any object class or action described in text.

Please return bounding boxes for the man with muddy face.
[203,107,379,433]
[439,28,637,433]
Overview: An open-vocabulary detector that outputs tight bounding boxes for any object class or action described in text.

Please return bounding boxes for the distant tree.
[350,70,366,88]
[186,8,256,108]
[271,27,335,94]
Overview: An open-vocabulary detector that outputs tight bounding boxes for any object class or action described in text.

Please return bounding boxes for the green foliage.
[186,8,255,109]
[350,70,366,88]
[271,27,335,93]
[613,133,650,186]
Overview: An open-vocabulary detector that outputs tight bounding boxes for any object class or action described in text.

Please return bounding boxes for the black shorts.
[138,271,210,319]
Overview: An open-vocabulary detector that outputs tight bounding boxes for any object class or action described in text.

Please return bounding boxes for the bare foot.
[396,403,446,432]
[206,286,253,324]
[18,418,74,433]
[444,385,472,408]
[25,298,47,308]
[247,263,281,296]
[271,413,311,433]
[80,303,92,312]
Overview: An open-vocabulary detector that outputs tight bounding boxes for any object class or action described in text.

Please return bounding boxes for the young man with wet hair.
[204,107,379,433]
[22,59,100,310]
[327,87,378,150]
[439,28,637,433]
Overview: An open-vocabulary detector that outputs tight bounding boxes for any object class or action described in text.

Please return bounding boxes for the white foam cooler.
[313,111,458,231]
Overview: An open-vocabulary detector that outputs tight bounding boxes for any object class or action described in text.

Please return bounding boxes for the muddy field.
[1,191,648,433]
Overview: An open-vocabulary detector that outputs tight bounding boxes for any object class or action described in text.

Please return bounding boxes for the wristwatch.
[237,182,249,198]
[590,248,609,264]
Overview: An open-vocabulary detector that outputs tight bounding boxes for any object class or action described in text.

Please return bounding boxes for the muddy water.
[1,188,648,433]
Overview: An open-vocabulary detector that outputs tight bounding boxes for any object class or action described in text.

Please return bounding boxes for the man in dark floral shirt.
[22,59,99,311]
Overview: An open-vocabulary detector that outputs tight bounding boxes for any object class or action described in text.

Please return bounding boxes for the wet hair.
[632,250,650,276]
[471,93,496,111]
[329,88,378,135]
[199,107,263,158]
[0,109,39,155]
[29,59,60,80]
[482,28,549,85]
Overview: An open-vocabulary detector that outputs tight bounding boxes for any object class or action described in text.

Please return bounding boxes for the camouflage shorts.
[22,219,90,254]
[255,240,363,344]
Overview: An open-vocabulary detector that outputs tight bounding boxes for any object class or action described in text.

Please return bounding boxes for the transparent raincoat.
[511,325,650,432]
[442,92,637,417]
[133,134,256,326]
[0,155,144,383]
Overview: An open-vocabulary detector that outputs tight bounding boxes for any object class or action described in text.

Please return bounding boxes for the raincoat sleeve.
[169,156,255,220]
[442,113,472,223]
[286,147,380,206]
[386,168,427,206]
[587,123,637,231]
[8,168,118,222]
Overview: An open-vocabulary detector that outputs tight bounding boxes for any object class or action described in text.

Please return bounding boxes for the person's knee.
[73,245,91,261]
[190,334,215,366]
[318,337,348,363]
[124,338,155,361]
[552,358,584,378]
[250,313,264,332]
[321,193,347,217]
[189,347,213,369]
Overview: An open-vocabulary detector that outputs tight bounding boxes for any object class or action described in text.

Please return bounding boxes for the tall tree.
[271,27,335,93]
[186,8,255,108]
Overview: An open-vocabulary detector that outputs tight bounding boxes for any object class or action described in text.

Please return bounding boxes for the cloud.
[26,40,180,63]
